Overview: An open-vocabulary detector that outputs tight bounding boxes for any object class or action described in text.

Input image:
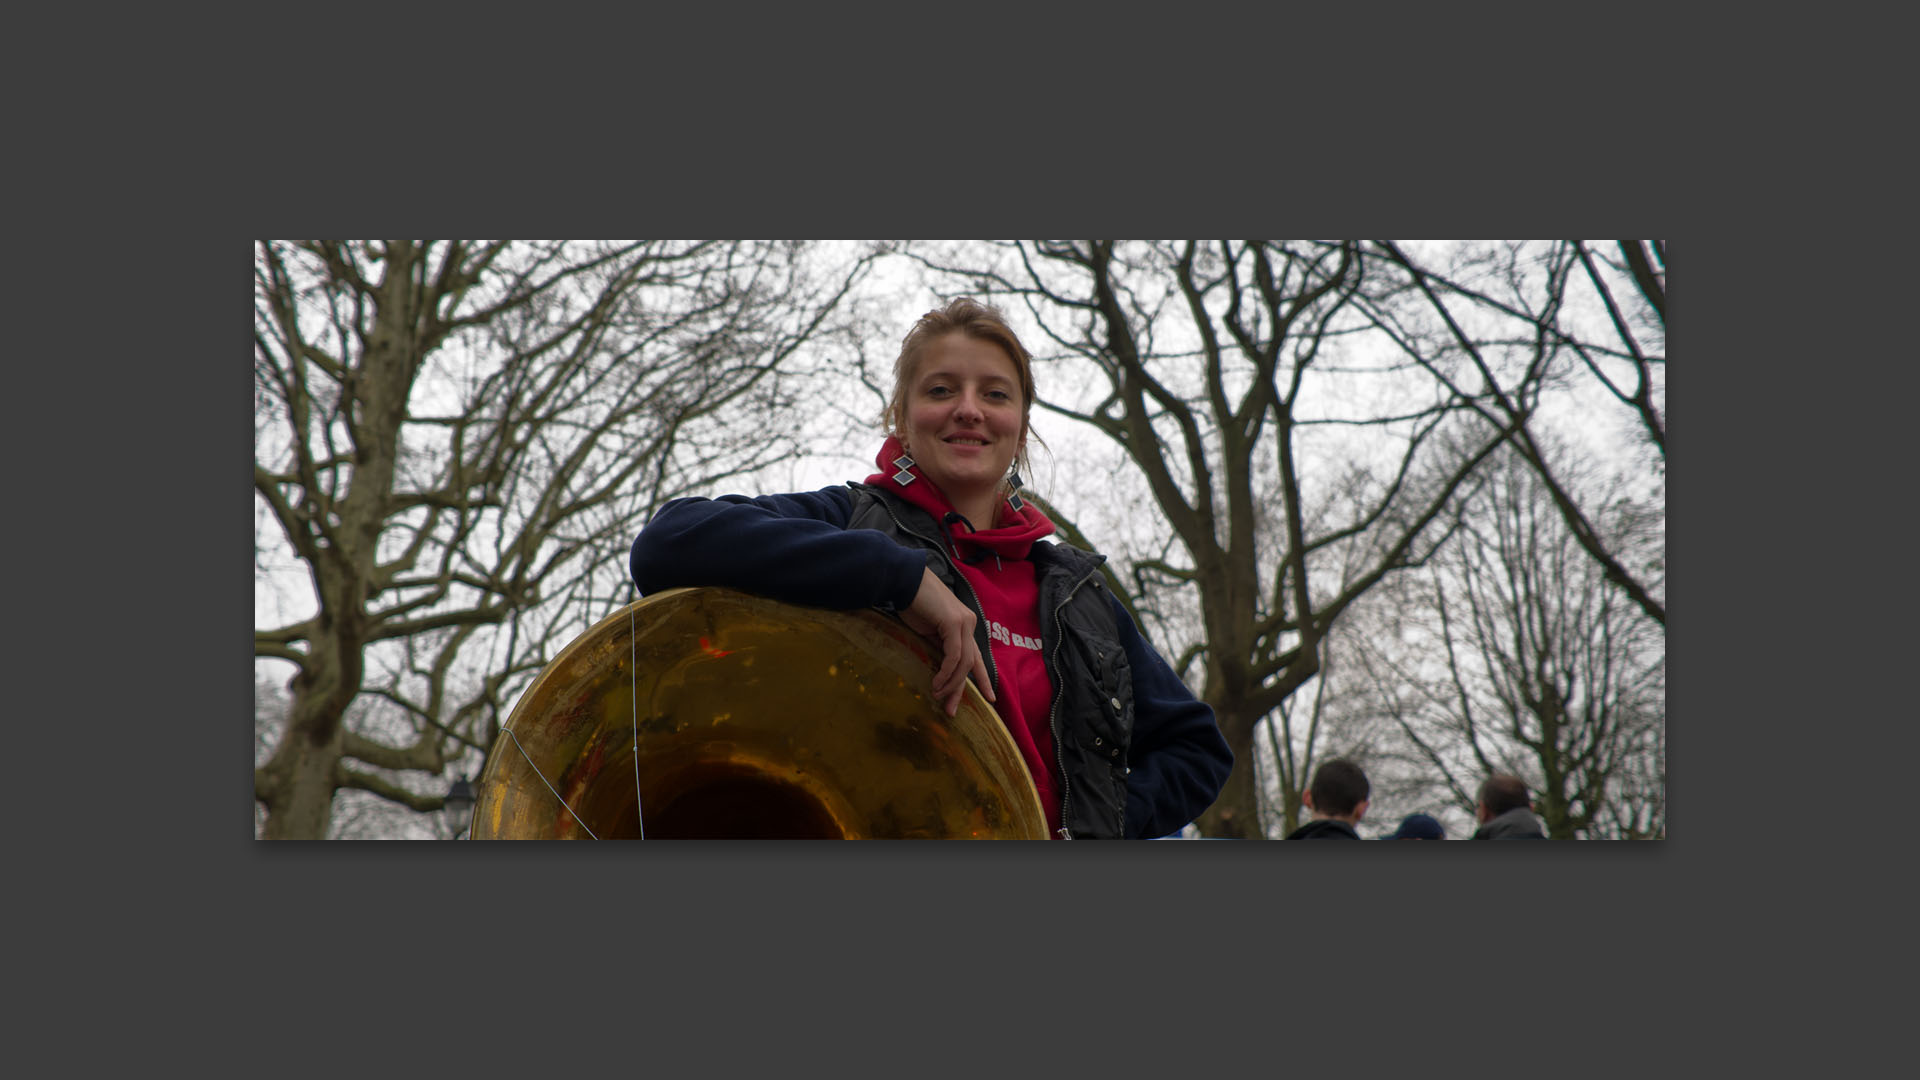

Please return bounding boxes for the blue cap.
[1382,812,1446,840]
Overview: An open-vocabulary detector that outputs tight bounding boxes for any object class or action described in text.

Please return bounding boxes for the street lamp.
[444,774,475,840]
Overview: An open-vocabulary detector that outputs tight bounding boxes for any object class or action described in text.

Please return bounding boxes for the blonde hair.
[881,297,1044,479]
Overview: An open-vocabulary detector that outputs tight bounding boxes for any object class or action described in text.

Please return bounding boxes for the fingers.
[938,628,995,717]
[907,567,996,716]
[933,621,967,708]
[970,648,994,703]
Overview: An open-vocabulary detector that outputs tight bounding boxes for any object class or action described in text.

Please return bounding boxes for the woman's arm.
[630,487,992,716]
[630,488,926,611]
[1111,595,1234,839]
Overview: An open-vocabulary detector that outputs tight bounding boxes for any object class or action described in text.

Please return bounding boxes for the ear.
[1301,791,1316,812]
[1352,798,1369,823]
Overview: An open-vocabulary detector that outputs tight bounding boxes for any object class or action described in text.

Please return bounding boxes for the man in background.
[1285,759,1369,839]
[1471,774,1548,839]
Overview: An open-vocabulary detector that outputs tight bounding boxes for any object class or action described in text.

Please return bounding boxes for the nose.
[954,391,985,422]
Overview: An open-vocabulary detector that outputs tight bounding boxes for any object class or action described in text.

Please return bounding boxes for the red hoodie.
[864,436,1062,833]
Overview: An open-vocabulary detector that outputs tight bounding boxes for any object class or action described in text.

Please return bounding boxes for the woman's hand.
[900,567,995,716]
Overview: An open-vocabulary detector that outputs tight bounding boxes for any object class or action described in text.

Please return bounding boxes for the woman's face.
[901,333,1026,506]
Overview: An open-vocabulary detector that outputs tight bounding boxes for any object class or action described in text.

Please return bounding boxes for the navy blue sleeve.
[1112,594,1234,839]
[629,486,929,612]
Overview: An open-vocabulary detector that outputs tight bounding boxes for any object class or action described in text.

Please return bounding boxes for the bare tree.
[908,241,1519,838]
[1362,240,1666,627]
[254,240,873,839]
[1247,507,1432,838]
[1350,446,1665,839]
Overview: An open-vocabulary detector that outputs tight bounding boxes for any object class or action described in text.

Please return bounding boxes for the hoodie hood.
[865,434,1055,562]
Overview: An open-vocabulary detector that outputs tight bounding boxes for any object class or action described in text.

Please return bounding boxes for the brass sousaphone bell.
[469,587,1048,839]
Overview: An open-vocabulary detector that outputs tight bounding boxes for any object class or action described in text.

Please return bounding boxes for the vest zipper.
[1045,565,1102,840]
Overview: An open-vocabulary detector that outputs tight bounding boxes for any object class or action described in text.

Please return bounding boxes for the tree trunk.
[259,710,346,840]
[1277,784,1303,838]
[1195,710,1260,839]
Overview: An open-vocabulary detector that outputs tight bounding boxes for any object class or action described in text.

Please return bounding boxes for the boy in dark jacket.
[1284,759,1370,839]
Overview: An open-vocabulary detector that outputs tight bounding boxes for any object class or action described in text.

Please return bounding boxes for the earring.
[892,453,916,487]
[1006,469,1025,511]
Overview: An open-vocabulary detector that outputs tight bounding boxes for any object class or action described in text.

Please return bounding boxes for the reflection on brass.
[470,588,1047,839]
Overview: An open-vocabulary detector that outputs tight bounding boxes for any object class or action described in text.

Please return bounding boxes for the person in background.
[1471,774,1548,839]
[1284,759,1369,839]
[1379,812,1446,840]
[629,298,1232,839]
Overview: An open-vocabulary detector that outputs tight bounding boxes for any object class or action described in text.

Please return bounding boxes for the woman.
[630,298,1231,838]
